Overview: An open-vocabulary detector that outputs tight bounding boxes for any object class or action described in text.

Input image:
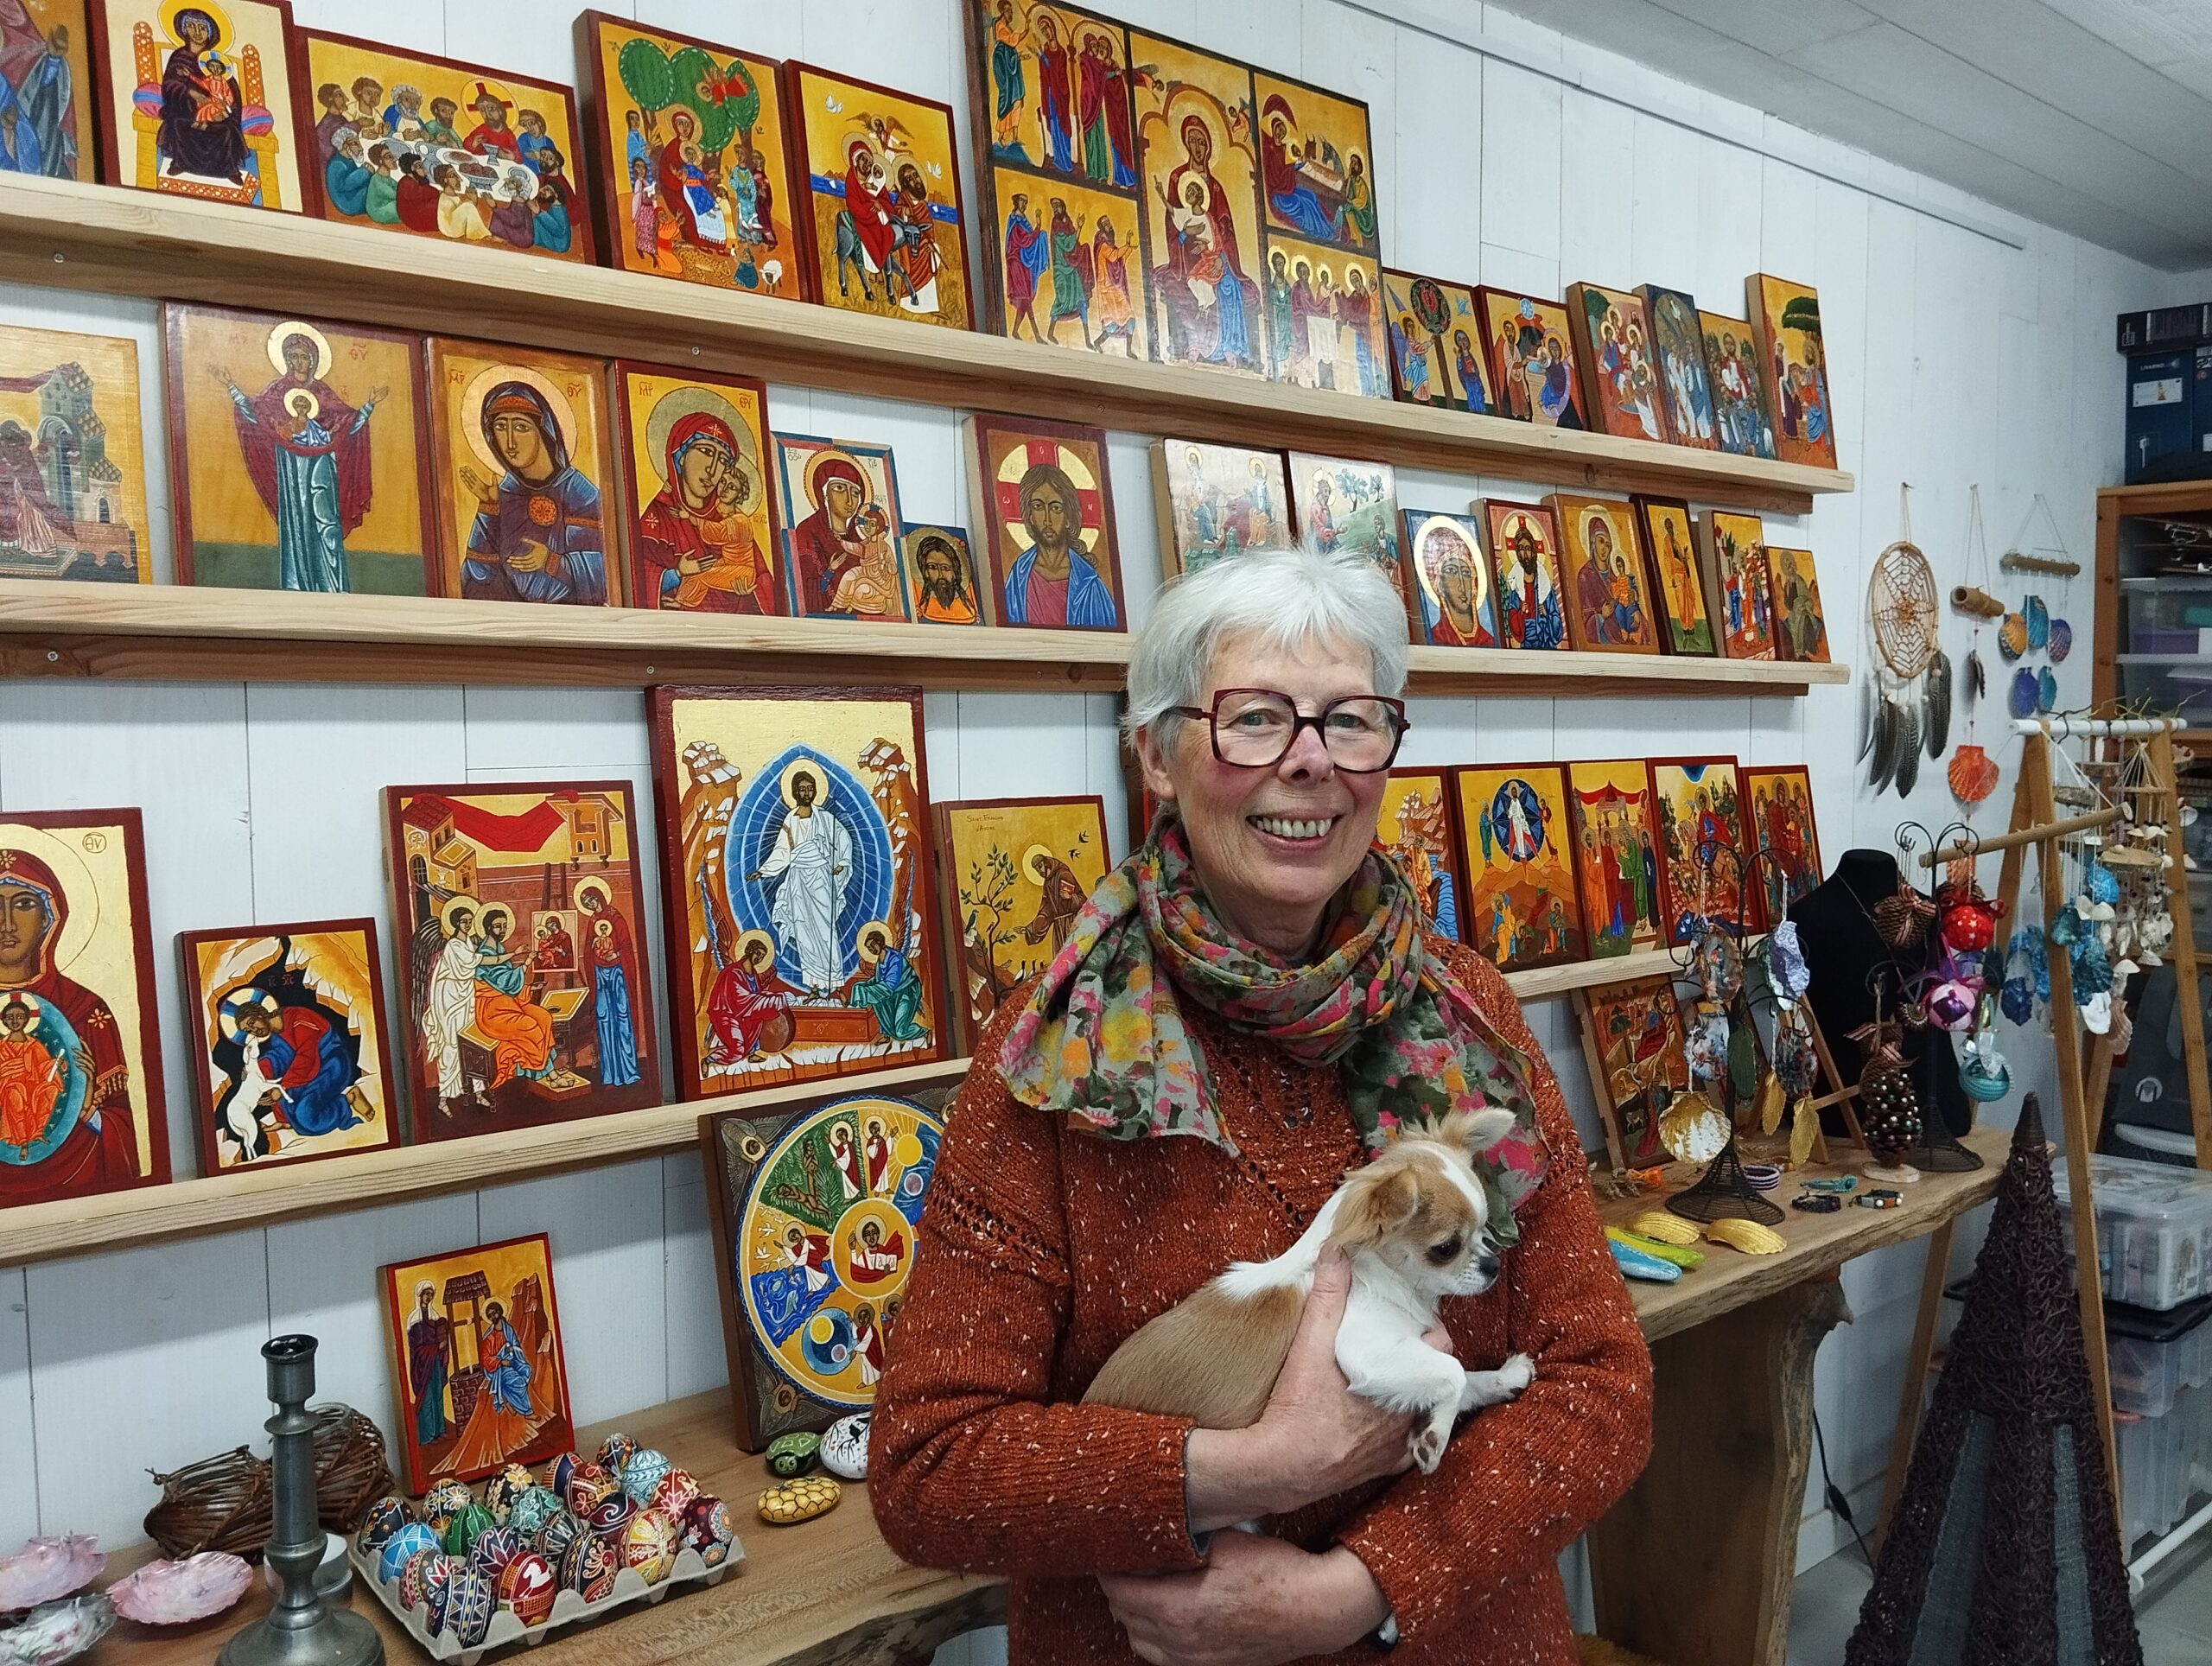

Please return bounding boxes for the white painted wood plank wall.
[0,0,2183,1656]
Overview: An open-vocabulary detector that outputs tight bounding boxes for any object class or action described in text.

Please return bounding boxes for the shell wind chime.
[1862,492,1947,798]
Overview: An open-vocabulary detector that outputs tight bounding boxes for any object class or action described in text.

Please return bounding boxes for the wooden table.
[99,1130,2005,1666]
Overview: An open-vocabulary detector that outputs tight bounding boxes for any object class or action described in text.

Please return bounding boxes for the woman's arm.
[868,1046,1208,1579]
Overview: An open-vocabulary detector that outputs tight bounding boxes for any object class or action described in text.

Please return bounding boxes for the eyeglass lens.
[1211,690,1400,769]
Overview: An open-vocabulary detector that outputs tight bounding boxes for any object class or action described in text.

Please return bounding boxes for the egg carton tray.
[347,1540,744,1663]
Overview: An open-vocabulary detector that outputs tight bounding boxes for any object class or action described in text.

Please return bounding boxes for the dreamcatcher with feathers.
[1860,486,1948,798]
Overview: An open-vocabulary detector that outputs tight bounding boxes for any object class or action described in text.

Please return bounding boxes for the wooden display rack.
[0,172,1853,512]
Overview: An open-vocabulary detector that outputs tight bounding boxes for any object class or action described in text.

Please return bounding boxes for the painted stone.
[467,1526,520,1580]
[620,1447,671,1504]
[621,1506,679,1586]
[507,1485,563,1542]
[421,1480,474,1529]
[820,1414,870,1480]
[353,1497,411,1557]
[377,1523,439,1586]
[562,1462,618,1519]
[484,1463,537,1524]
[650,1468,702,1517]
[595,1434,639,1478]
[496,1551,557,1626]
[442,1563,497,1648]
[757,1477,841,1525]
[441,1503,496,1559]
[766,1432,820,1479]
[681,1495,735,1567]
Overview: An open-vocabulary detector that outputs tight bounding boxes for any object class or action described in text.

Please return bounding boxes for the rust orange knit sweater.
[869,940,1653,1665]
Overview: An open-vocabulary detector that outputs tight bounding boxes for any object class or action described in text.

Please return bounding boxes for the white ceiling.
[1480,0,2212,270]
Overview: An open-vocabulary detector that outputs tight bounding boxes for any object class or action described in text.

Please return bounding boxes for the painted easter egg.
[353,1496,410,1558]
[442,1563,497,1648]
[766,1432,820,1479]
[650,1467,701,1517]
[546,1453,582,1498]
[467,1526,520,1580]
[397,1548,442,1612]
[377,1523,439,1586]
[586,1488,635,1539]
[622,1507,680,1586]
[682,1495,736,1567]
[484,1463,536,1524]
[562,1462,618,1519]
[441,1503,495,1559]
[559,1529,619,1605]
[496,1551,557,1627]
[507,1485,563,1542]
[820,1414,870,1480]
[596,1434,639,1478]
[421,1480,474,1529]
[757,1476,842,1525]
[620,1447,672,1505]
[532,1509,584,1567]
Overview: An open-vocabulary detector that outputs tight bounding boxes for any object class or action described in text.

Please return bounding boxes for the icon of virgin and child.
[1153,111,1262,372]
[632,390,775,614]
[785,446,905,621]
[454,368,605,606]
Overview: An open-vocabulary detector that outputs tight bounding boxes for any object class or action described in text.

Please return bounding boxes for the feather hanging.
[1896,699,1923,796]
[1967,648,1986,707]
[1923,650,1953,759]
[1858,671,1875,763]
[1869,694,1901,794]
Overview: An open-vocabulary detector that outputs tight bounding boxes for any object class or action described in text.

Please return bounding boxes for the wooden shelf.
[1503,944,1681,1001]
[0,173,1850,513]
[0,581,1847,696]
[2099,480,2212,515]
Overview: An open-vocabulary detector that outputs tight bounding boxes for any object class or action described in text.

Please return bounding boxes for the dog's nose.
[1473,1250,1502,1283]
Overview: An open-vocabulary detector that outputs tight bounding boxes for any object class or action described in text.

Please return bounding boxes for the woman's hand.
[1100,1534,1388,1666]
[1184,1246,1450,1529]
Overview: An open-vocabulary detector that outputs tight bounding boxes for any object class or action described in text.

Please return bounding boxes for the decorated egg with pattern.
[423,1559,455,1634]
[484,1464,536,1523]
[650,1468,701,1517]
[533,1509,584,1566]
[621,1506,680,1586]
[559,1529,618,1605]
[562,1462,618,1519]
[353,1496,410,1557]
[682,1494,735,1567]
[421,1480,474,1529]
[596,1434,639,1477]
[377,1523,439,1586]
[496,1551,557,1626]
[441,1563,497,1648]
[507,1485,563,1542]
[441,1502,496,1559]
[546,1453,582,1498]
[586,1488,635,1539]
[397,1548,442,1612]
[620,1447,672,1504]
[467,1526,521,1580]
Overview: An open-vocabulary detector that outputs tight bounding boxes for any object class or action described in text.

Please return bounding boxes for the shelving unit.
[0,581,1848,696]
[0,173,1853,513]
[2095,480,2212,748]
[0,949,1688,1269]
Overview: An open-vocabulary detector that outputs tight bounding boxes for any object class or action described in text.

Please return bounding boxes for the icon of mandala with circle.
[735,1094,943,1411]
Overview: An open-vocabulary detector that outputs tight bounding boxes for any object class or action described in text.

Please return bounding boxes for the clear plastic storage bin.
[2118,1381,2212,1547]
[2053,1153,2212,1311]
[2108,1308,2212,1416]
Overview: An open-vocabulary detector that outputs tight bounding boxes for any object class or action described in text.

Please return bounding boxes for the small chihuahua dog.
[1084,1109,1535,1474]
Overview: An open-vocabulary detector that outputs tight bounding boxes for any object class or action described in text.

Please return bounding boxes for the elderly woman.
[870,548,1652,1665]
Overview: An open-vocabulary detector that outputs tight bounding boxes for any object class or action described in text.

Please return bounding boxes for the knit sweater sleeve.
[1333,946,1654,1644]
[867,1009,1207,1579]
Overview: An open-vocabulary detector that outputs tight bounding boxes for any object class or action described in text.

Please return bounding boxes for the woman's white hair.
[1123,545,1409,746]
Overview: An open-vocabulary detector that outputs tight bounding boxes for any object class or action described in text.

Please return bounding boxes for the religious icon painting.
[424,337,618,608]
[772,432,908,622]
[1381,270,1491,414]
[1764,544,1830,664]
[1743,765,1823,926]
[575,11,807,302]
[932,795,1109,1045]
[966,414,1125,631]
[1149,438,1292,579]
[175,917,398,1173]
[1697,308,1777,461]
[1550,493,1661,656]
[291,28,593,263]
[701,1087,950,1450]
[1630,496,1714,658]
[383,781,659,1141]
[1640,284,1718,452]
[649,685,950,1102]
[1696,509,1777,661]
[1478,499,1567,652]
[1565,283,1667,443]
[1475,289,1586,429]
[785,61,973,334]
[1378,772,1463,944]
[382,1232,573,1493]
[0,324,150,582]
[1287,452,1401,597]
[1448,764,1585,973]
[613,359,780,615]
[85,0,305,209]
[162,303,435,595]
[0,808,169,1211]
[1268,239,1389,399]
[1399,511,1499,649]
[1746,275,1836,469]
[1,0,91,181]
[963,0,1149,358]
[1646,757,1751,943]
[899,524,981,626]
[1564,760,1664,959]
[1573,976,1688,1175]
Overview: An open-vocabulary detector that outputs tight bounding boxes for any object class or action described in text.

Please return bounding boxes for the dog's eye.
[1426,1234,1464,1265]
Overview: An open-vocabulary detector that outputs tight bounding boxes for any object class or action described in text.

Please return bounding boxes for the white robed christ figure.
[751,766,853,997]
[423,899,480,1108]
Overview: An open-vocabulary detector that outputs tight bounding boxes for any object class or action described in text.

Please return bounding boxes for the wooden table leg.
[1589,1275,1852,1666]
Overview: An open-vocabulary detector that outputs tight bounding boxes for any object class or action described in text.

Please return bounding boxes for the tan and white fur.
[1083,1109,1535,1474]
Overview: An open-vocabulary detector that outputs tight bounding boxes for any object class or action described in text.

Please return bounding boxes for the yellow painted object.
[1703,1218,1788,1255]
[1626,1211,1702,1247]
[1605,1226,1705,1269]
[757,1476,842,1524]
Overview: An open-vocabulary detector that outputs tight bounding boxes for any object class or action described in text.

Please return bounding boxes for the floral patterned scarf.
[998,819,1552,1238]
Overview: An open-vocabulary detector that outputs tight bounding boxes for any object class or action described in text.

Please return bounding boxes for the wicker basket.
[144,1402,396,1560]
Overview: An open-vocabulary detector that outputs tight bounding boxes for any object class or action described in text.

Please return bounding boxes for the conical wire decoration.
[1843,1096,2142,1666]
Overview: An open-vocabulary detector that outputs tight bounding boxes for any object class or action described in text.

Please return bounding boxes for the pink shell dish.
[106,1553,254,1625]
[0,1538,105,1612]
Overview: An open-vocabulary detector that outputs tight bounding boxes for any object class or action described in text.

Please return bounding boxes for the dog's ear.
[1326,1161,1423,1252]
[1460,1106,1518,1154]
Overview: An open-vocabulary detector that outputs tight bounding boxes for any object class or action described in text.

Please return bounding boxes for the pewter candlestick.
[219,1335,384,1666]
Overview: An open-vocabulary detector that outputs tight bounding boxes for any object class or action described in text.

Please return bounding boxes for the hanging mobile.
[1948,486,2001,807]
